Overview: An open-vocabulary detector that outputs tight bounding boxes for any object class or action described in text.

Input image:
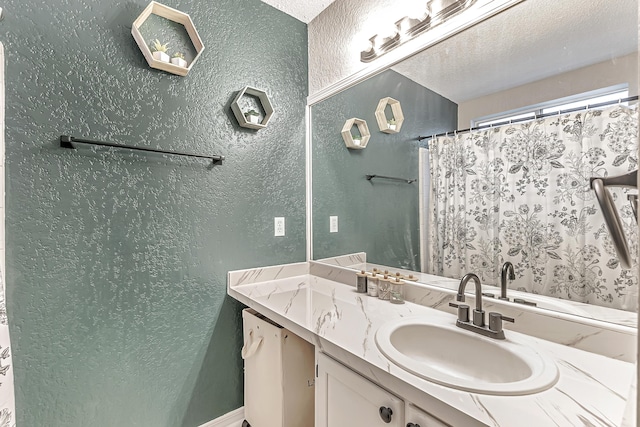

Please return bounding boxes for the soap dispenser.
[367,272,379,297]
[378,275,391,300]
[390,277,405,304]
[356,270,368,293]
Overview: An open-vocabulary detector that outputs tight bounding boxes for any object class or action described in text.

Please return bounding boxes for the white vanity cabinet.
[316,352,404,426]
[316,352,450,427]
[229,263,637,427]
[405,404,449,427]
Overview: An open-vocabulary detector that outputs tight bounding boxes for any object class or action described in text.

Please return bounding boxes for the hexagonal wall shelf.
[375,97,404,133]
[231,87,275,130]
[132,1,204,77]
[341,118,370,150]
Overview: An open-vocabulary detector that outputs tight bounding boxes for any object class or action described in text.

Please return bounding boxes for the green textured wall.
[3,1,307,426]
[312,70,456,270]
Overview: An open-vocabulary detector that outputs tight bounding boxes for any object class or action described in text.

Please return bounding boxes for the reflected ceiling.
[392,0,638,102]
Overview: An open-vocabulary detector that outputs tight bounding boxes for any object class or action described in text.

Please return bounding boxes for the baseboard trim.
[198,407,245,427]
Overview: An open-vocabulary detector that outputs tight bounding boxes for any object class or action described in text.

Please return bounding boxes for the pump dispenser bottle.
[390,277,405,304]
[356,270,368,293]
[378,275,391,300]
[367,272,378,297]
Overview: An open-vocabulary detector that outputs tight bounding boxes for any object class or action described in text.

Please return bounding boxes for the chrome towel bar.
[590,170,637,269]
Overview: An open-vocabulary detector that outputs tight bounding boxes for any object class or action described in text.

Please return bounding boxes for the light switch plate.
[275,217,285,237]
[330,216,338,233]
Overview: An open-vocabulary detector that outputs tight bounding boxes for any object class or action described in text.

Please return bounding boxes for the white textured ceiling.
[392,0,638,102]
[260,0,337,23]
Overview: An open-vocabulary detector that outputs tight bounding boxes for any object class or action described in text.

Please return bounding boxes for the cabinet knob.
[379,406,393,423]
[407,423,421,427]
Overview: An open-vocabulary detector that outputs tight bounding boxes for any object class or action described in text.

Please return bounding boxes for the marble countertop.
[228,261,634,427]
[317,253,638,328]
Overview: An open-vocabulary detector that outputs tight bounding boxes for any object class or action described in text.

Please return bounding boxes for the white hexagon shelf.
[375,97,404,134]
[231,87,275,130]
[132,1,205,77]
[341,118,371,150]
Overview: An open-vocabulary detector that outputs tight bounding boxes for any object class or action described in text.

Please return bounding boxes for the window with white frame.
[473,85,630,129]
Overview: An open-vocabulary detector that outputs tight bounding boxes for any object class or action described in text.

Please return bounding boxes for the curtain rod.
[417,95,639,142]
[366,174,416,184]
[60,136,225,165]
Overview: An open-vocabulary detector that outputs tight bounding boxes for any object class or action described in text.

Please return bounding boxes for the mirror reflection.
[311,0,639,324]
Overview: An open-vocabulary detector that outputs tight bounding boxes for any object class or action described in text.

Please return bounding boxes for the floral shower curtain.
[0,266,13,427]
[427,103,639,311]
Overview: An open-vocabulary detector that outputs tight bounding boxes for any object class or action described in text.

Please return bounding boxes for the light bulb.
[396,17,412,36]
[378,24,398,40]
[361,38,375,53]
[407,4,428,21]
[371,34,385,51]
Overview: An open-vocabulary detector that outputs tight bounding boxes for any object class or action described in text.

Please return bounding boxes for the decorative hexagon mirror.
[375,97,404,133]
[341,118,371,149]
[132,1,205,76]
[231,87,275,130]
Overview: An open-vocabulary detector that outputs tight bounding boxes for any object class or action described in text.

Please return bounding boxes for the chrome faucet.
[449,272,514,339]
[500,262,515,300]
[456,273,484,325]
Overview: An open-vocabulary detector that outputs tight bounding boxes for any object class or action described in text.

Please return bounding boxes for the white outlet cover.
[330,216,338,233]
[275,217,285,237]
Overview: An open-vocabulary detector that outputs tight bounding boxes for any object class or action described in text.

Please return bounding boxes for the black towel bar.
[60,135,224,165]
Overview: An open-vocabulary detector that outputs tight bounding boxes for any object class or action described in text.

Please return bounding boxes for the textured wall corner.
[0,42,14,427]
[311,70,457,270]
[2,0,307,426]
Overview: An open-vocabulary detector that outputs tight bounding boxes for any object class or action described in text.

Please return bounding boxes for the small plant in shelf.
[171,52,188,68]
[388,117,397,131]
[150,39,170,63]
[244,109,261,124]
[352,132,362,145]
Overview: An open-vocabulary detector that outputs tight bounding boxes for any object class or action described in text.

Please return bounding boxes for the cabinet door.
[405,404,450,427]
[316,352,404,427]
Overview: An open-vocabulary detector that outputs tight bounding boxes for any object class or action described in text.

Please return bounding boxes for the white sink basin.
[375,317,559,395]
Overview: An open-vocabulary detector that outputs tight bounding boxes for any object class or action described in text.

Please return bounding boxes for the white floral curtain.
[0,266,13,427]
[427,103,638,311]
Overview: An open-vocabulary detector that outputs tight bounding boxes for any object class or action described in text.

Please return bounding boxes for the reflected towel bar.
[60,135,225,165]
[590,170,638,269]
[366,174,416,184]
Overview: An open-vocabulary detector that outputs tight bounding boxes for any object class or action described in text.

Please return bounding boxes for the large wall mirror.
[310,0,639,327]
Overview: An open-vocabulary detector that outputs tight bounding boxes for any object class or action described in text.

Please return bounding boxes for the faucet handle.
[501,314,515,323]
[488,312,515,334]
[449,302,470,322]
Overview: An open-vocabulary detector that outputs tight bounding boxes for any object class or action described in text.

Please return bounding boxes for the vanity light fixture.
[360,0,476,62]
[395,15,424,39]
